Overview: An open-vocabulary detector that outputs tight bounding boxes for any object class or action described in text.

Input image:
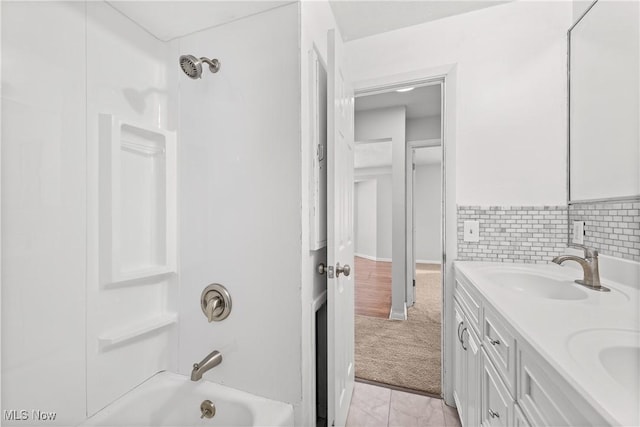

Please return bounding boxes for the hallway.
[355,261,442,395]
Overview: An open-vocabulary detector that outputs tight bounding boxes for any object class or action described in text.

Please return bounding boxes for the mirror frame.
[567,0,640,205]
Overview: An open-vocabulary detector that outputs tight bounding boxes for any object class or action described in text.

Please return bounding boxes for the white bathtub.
[81,372,294,427]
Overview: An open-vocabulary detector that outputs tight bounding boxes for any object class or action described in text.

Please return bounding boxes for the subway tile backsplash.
[568,200,640,262]
[457,206,568,263]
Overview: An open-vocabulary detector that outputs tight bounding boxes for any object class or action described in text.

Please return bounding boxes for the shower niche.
[99,114,177,286]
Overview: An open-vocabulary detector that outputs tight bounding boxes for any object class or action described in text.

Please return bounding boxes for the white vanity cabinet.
[454,265,613,427]
[454,276,519,427]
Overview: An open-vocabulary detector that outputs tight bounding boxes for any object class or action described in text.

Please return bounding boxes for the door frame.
[353,64,458,405]
[407,138,442,307]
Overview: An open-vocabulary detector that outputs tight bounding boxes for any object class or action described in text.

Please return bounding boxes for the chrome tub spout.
[191,350,222,381]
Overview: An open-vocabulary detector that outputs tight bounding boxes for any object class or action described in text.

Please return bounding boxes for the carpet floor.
[354,264,442,395]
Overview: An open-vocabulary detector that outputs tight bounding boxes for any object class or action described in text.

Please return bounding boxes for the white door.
[326,27,355,427]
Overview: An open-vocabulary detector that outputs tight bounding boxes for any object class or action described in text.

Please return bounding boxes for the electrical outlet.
[464,220,480,242]
[572,221,585,244]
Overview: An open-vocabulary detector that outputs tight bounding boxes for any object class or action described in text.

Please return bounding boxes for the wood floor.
[355,257,441,319]
[354,256,392,318]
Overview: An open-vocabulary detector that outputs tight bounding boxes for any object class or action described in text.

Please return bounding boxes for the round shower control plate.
[200,283,232,321]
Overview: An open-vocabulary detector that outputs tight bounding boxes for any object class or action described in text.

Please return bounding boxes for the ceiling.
[107,1,291,42]
[108,1,508,44]
[355,84,441,119]
[330,0,509,41]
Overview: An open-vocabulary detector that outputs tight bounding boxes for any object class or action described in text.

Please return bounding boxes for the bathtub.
[81,371,294,427]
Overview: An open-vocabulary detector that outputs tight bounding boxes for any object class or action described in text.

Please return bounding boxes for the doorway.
[352,82,444,396]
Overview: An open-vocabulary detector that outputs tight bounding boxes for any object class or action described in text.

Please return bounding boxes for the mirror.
[569,0,639,202]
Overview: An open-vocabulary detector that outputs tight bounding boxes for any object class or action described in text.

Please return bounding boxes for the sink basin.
[482,270,589,300]
[600,346,640,391]
[568,329,640,400]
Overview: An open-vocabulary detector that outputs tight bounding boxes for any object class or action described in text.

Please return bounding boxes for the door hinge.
[317,144,324,161]
[413,279,416,288]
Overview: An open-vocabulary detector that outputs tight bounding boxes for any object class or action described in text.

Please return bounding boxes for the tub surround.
[457,206,568,263]
[454,260,640,426]
[569,200,640,262]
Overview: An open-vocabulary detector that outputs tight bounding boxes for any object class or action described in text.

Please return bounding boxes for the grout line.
[386,388,392,427]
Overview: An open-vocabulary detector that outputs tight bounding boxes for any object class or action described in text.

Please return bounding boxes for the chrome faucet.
[551,245,610,292]
[191,350,223,381]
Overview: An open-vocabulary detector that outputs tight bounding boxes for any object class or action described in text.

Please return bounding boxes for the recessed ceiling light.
[396,87,415,93]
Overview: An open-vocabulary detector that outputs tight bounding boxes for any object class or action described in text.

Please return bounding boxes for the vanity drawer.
[481,349,513,427]
[482,305,516,396]
[454,278,482,335]
[517,345,607,426]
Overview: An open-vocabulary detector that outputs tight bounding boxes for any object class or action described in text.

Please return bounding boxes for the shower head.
[179,55,221,79]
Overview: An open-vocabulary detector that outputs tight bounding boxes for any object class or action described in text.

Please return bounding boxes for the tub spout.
[191,350,222,381]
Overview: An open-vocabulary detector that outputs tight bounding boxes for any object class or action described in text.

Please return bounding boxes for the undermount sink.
[600,346,640,392]
[568,329,640,398]
[481,270,589,300]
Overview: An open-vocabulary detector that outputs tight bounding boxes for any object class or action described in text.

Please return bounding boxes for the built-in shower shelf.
[99,114,177,286]
[108,267,176,287]
[99,312,178,351]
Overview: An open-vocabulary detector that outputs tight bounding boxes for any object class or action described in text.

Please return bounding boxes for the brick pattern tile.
[568,201,640,262]
[457,206,568,263]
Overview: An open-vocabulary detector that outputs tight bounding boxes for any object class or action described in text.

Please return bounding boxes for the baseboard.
[389,303,407,320]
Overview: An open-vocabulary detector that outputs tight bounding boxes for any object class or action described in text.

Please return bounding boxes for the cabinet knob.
[489,338,501,346]
[489,409,500,419]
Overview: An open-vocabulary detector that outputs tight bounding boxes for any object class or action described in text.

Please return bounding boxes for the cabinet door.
[514,403,531,427]
[481,349,513,427]
[465,327,482,427]
[453,302,466,424]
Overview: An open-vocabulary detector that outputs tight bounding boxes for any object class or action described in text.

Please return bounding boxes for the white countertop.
[454,260,640,426]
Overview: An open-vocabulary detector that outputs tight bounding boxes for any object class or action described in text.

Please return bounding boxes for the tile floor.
[345,382,461,427]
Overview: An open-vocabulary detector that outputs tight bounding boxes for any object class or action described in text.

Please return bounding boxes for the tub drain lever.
[200,400,215,419]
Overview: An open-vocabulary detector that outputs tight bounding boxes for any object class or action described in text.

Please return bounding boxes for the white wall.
[407,116,441,142]
[573,0,594,21]
[2,3,87,425]
[355,180,377,258]
[414,163,441,263]
[177,2,302,420]
[347,1,572,206]
[376,174,394,260]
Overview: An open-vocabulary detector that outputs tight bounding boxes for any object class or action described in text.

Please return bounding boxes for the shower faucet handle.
[205,295,223,322]
[200,284,232,322]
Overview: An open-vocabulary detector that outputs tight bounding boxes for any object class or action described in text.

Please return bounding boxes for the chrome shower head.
[179,55,221,79]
